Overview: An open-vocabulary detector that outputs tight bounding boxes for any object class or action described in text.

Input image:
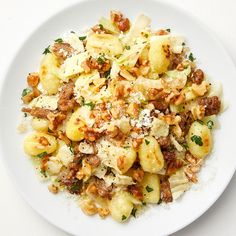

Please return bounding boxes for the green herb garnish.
[122,215,127,221]
[125,45,131,50]
[146,185,153,193]
[131,208,137,217]
[69,145,74,154]
[123,146,130,149]
[182,42,185,46]
[22,87,32,97]
[40,169,47,177]
[99,24,104,30]
[70,182,80,193]
[145,139,150,145]
[97,54,106,64]
[24,113,27,117]
[54,38,63,43]
[188,53,196,62]
[207,120,214,130]
[104,69,111,80]
[191,135,203,146]
[84,102,95,110]
[182,143,189,150]
[79,36,87,40]
[43,45,51,55]
[166,28,171,32]
[70,31,75,34]
[197,120,204,125]
[36,152,48,158]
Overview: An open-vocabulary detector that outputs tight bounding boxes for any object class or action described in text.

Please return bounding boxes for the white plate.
[0,0,235,235]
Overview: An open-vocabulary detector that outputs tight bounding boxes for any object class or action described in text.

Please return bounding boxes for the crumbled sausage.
[51,42,75,60]
[47,112,66,131]
[22,107,50,119]
[169,53,184,70]
[179,111,194,135]
[198,96,221,116]
[162,150,176,161]
[192,69,204,85]
[157,136,171,149]
[160,179,173,203]
[57,82,76,112]
[86,155,101,168]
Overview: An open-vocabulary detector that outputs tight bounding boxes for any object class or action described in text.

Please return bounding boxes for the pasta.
[19,11,222,222]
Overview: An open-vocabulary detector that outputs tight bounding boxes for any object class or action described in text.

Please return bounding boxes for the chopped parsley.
[125,45,131,50]
[182,142,189,150]
[79,36,87,40]
[22,87,32,97]
[69,145,74,154]
[188,52,196,62]
[122,215,127,221]
[182,42,186,46]
[36,152,48,158]
[144,33,148,38]
[24,113,27,117]
[40,169,47,177]
[84,102,95,110]
[54,38,63,43]
[123,146,130,149]
[43,45,51,55]
[145,139,150,145]
[197,120,204,125]
[146,185,153,193]
[99,24,104,30]
[207,120,214,130]
[131,208,137,217]
[142,202,146,206]
[97,54,106,64]
[191,135,203,146]
[104,69,111,80]
[70,182,81,193]
[166,28,171,32]
[70,31,75,34]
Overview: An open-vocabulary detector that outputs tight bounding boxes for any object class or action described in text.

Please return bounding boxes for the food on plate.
[19,10,222,222]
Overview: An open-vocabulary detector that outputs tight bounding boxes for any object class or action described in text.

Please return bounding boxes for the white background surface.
[0,0,235,235]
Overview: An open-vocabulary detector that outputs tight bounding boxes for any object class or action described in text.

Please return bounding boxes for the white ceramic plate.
[0,0,235,235]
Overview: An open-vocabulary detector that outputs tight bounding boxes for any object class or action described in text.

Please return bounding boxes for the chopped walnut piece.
[166,159,183,175]
[57,82,75,112]
[132,138,143,149]
[157,136,171,149]
[48,184,59,194]
[95,179,113,199]
[98,208,110,218]
[110,11,130,32]
[39,136,49,146]
[27,72,39,87]
[192,69,204,85]
[132,168,144,182]
[160,179,173,203]
[126,102,140,118]
[47,112,66,131]
[128,185,143,200]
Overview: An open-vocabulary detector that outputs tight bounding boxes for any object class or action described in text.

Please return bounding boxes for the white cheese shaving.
[64,33,85,52]
[29,95,59,110]
[79,142,94,154]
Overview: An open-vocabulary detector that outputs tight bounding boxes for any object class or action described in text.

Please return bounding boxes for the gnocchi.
[187,121,212,159]
[24,132,57,156]
[138,136,164,173]
[140,173,160,204]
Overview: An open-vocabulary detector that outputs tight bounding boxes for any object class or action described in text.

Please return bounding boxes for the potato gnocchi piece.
[138,136,164,173]
[108,191,134,222]
[24,132,57,156]
[140,173,160,203]
[149,36,170,74]
[39,54,61,95]
[31,118,49,132]
[86,33,123,56]
[65,108,86,141]
[187,121,212,159]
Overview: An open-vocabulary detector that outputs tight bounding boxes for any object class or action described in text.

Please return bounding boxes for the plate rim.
[0,0,235,235]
